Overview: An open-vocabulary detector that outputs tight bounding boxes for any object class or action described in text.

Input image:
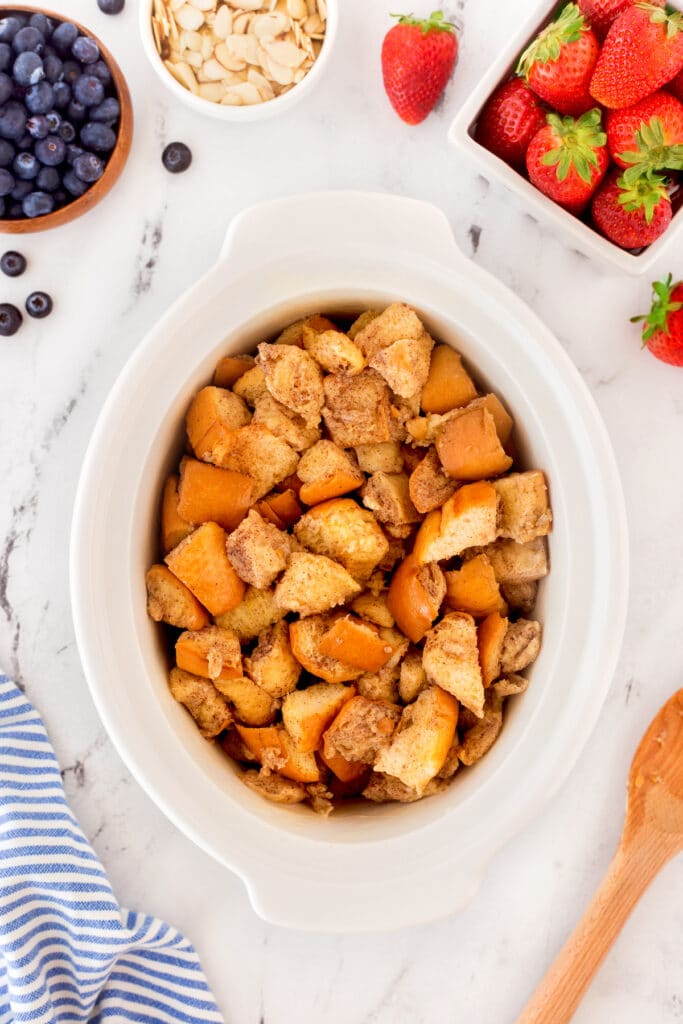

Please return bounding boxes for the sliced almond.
[233,11,251,31]
[286,0,307,17]
[317,0,326,20]
[227,0,262,9]
[261,53,294,84]
[198,81,227,100]
[303,12,322,34]
[202,55,231,78]
[185,49,203,67]
[200,29,214,57]
[170,0,186,9]
[251,11,290,38]
[228,81,263,104]
[247,67,275,99]
[165,59,199,93]
[214,4,233,37]
[263,38,306,68]
[175,4,205,29]
[223,32,260,62]
[180,28,203,50]
[305,0,316,14]
[215,40,248,69]
[221,90,244,104]
[189,0,216,10]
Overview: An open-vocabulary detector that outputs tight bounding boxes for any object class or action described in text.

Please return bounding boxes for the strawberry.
[671,69,683,102]
[517,3,600,117]
[591,169,672,248]
[526,109,609,213]
[631,273,683,366]
[590,3,683,109]
[381,10,458,126]
[476,78,547,168]
[577,0,664,40]
[605,90,683,172]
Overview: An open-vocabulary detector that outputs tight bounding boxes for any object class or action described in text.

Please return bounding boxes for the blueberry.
[26,114,48,139]
[11,177,32,199]
[36,165,59,191]
[34,134,65,166]
[0,102,27,140]
[50,22,78,55]
[90,60,111,85]
[0,250,26,276]
[0,18,23,45]
[62,169,87,196]
[13,27,45,55]
[66,143,83,165]
[13,51,44,87]
[53,187,66,205]
[90,96,119,123]
[22,190,53,217]
[80,121,115,151]
[0,139,13,165]
[73,151,103,182]
[0,42,11,72]
[61,60,80,85]
[25,291,53,318]
[26,81,54,114]
[7,201,22,217]
[0,167,14,195]
[0,72,12,105]
[58,120,75,142]
[162,141,192,174]
[52,81,70,109]
[43,54,63,83]
[0,303,22,335]
[29,14,53,36]
[13,152,38,180]
[71,36,99,64]
[73,74,104,107]
[17,133,33,151]
[45,110,60,132]
[98,0,126,13]
[67,99,86,122]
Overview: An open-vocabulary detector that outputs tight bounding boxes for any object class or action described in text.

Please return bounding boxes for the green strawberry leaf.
[635,3,683,37]
[617,169,670,225]
[516,3,587,78]
[630,272,683,342]
[391,10,457,33]
[541,108,605,184]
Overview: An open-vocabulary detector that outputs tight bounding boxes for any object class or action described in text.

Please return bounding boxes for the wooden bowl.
[0,6,133,234]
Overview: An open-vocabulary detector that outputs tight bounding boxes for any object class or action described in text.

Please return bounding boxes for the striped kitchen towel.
[0,675,224,1024]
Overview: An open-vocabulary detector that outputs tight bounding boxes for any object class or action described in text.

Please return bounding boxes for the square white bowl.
[448,0,683,276]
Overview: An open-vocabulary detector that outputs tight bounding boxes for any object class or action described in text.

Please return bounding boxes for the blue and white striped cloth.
[0,675,224,1024]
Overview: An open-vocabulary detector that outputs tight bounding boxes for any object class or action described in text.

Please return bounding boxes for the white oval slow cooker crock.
[70,192,629,933]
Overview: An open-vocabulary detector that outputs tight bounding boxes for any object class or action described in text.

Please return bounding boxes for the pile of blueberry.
[0,11,122,220]
[0,249,53,336]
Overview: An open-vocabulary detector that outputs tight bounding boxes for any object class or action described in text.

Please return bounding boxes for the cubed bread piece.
[274,315,337,348]
[221,728,259,763]
[225,509,292,589]
[168,667,232,738]
[275,552,361,617]
[408,447,458,514]
[322,695,402,764]
[232,365,267,406]
[289,614,364,683]
[165,522,245,616]
[369,332,434,400]
[493,471,552,544]
[398,648,428,703]
[257,343,324,424]
[500,619,542,673]
[476,538,549,584]
[362,772,447,803]
[282,682,356,753]
[493,673,529,699]
[348,309,380,340]
[322,369,394,447]
[406,412,448,447]
[213,354,255,389]
[176,625,242,681]
[251,393,321,452]
[244,620,301,698]
[294,498,389,581]
[413,482,500,564]
[306,781,335,817]
[256,489,303,530]
[214,585,283,641]
[374,685,459,794]
[361,472,421,526]
[444,554,508,617]
[318,615,396,672]
[457,690,503,766]
[423,613,485,718]
[436,737,460,780]
[213,675,278,727]
[350,590,395,628]
[211,424,299,501]
[436,404,513,480]
[386,554,446,644]
[146,565,210,630]
[379,536,408,572]
[500,580,538,614]
[477,611,509,687]
[473,394,514,446]
[353,302,425,360]
[297,440,364,505]
[302,322,366,375]
[177,458,253,532]
[235,724,320,783]
[356,664,400,703]
[421,345,478,414]
[186,386,251,464]
[241,769,306,805]
[161,474,193,554]
[354,442,403,475]
[384,522,415,541]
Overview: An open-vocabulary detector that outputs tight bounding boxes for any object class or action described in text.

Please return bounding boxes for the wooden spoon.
[518,689,683,1024]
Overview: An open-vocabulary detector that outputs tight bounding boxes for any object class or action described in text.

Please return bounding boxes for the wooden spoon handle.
[517,837,671,1024]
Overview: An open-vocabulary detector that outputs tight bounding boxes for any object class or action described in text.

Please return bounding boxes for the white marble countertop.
[1,0,682,1020]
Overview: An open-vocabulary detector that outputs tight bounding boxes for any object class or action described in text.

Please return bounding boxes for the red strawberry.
[591,169,672,248]
[476,78,547,168]
[577,0,664,40]
[381,10,458,125]
[671,69,683,101]
[605,90,683,171]
[590,3,683,109]
[517,3,600,117]
[631,273,683,366]
[526,109,609,213]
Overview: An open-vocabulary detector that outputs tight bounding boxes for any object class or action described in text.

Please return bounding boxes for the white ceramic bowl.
[139,0,337,122]
[448,0,683,276]
[70,192,629,932]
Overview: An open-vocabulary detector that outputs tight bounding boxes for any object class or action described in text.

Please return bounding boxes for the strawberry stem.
[616,169,670,224]
[619,117,683,181]
[517,3,588,79]
[540,109,606,184]
[635,3,683,37]
[631,273,683,342]
[390,10,457,33]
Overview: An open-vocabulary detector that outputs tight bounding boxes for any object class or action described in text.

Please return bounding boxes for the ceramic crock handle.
[219,191,464,272]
